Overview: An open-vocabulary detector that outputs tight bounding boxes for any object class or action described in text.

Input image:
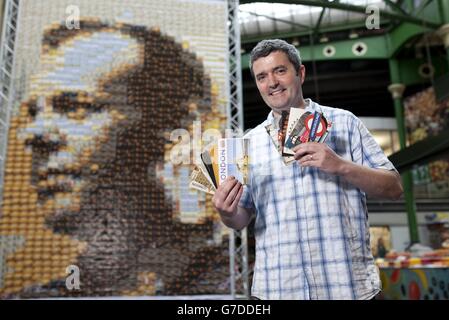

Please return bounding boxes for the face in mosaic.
[0,20,228,297]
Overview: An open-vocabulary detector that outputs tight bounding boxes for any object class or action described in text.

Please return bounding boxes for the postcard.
[200,149,218,188]
[283,108,312,156]
[189,165,216,195]
[284,109,330,156]
[217,138,250,185]
[265,124,295,165]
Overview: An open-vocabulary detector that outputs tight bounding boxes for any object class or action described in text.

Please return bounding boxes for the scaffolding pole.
[0,0,19,208]
[226,0,249,299]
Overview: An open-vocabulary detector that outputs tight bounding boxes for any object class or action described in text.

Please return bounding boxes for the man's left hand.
[293,142,345,175]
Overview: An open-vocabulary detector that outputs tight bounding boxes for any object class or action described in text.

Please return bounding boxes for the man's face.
[19,30,143,210]
[252,50,305,115]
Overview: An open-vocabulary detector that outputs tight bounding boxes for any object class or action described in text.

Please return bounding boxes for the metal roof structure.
[239,0,440,42]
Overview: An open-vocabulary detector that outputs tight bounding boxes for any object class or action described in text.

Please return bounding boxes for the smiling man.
[253,50,306,114]
[212,39,403,300]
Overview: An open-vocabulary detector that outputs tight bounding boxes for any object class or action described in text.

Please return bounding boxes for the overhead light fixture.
[349,30,359,39]
[319,35,329,43]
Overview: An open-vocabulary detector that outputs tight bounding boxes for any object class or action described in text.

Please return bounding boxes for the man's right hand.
[212,176,243,218]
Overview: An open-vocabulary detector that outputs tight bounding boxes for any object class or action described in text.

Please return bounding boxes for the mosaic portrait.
[0,0,230,298]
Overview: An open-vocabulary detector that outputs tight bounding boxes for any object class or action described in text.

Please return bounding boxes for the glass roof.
[239,0,393,38]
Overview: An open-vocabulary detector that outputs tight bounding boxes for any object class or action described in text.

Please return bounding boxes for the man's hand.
[293,142,344,175]
[293,142,403,200]
[212,176,244,218]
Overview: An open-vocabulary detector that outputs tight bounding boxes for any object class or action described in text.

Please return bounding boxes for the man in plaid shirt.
[212,39,403,299]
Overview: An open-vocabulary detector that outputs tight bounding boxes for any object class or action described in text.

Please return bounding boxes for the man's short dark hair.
[249,39,302,77]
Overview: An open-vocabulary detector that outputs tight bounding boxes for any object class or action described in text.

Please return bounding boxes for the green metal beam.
[241,35,389,69]
[387,22,433,57]
[439,0,449,23]
[241,20,390,44]
[384,0,409,15]
[314,7,326,35]
[388,59,420,245]
[240,0,440,29]
[413,0,443,25]
[412,0,434,15]
[388,59,406,148]
[242,24,438,76]
[404,0,415,12]
[402,171,420,244]
[385,1,440,54]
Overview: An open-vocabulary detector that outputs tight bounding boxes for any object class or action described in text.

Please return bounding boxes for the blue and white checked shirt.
[239,99,396,300]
